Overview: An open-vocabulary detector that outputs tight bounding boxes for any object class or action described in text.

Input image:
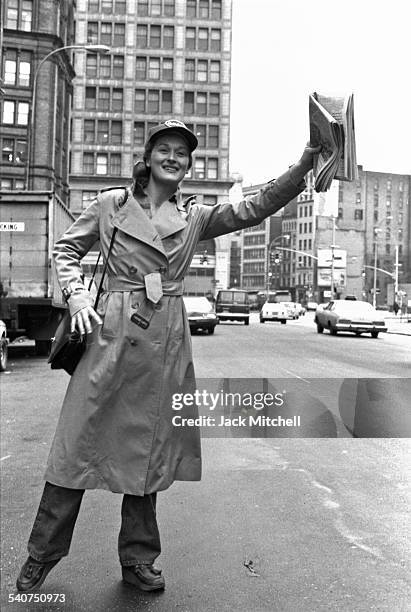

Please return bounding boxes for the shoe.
[16,556,60,592]
[122,564,165,592]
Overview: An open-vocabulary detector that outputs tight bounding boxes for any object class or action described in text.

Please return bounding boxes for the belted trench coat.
[45,169,305,495]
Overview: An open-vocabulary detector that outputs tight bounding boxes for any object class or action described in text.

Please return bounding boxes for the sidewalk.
[384,314,411,336]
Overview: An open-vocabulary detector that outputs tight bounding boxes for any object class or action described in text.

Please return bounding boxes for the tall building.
[1,0,76,204]
[70,0,232,209]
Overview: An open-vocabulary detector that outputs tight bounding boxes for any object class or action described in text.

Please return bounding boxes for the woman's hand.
[71,306,102,336]
[298,142,322,173]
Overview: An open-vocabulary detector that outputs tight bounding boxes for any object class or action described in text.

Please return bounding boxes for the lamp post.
[25,44,110,189]
[371,216,393,308]
[266,234,290,296]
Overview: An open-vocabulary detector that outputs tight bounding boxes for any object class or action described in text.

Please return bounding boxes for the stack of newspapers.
[309,92,358,192]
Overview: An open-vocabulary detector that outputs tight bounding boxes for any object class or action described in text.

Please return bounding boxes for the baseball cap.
[145,119,198,152]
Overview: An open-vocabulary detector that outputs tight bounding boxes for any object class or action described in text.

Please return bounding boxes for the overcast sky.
[229,0,411,185]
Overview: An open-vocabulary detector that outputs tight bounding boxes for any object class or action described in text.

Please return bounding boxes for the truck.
[0,190,75,355]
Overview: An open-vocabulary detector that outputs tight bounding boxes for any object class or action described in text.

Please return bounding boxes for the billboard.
[317,248,347,269]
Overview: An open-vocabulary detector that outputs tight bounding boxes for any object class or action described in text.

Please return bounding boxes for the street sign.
[0,222,25,231]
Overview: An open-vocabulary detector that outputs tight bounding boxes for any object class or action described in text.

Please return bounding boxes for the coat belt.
[105,277,184,330]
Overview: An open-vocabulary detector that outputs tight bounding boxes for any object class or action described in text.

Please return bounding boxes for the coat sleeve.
[53,197,101,316]
[197,167,306,241]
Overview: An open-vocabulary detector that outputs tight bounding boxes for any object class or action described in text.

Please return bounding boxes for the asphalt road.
[1,319,410,611]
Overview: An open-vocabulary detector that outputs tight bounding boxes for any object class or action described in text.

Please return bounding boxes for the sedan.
[260,301,292,324]
[314,300,387,338]
[183,296,219,334]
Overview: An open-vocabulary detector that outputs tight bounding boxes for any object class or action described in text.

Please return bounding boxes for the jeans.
[28,482,161,567]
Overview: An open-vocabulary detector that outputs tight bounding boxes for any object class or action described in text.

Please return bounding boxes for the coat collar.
[111,189,196,252]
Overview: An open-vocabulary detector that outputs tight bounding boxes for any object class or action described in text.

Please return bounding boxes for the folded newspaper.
[309,92,358,192]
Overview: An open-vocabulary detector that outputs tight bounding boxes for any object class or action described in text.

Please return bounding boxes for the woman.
[16,119,319,592]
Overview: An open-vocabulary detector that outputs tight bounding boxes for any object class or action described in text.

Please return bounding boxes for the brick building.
[1,0,76,204]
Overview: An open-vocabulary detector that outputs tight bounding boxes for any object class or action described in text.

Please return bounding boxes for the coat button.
[154,303,162,311]
[158,266,167,274]
[129,266,138,274]
[130,339,137,346]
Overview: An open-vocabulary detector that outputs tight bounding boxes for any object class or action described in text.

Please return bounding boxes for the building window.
[136,57,147,80]
[112,88,123,111]
[198,28,208,51]
[98,87,110,110]
[207,158,218,179]
[398,213,403,225]
[164,0,175,16]
[385,244,391,255]
[187,0,196,17]
[162,58,173,80]
[1,137,27,164]
[374,210,378,222]
[113,55,124,78]
[399,180,403,192]
[88,0,99,10]
[186,28,196,50]
[197,60,207,82]
[374,194,378,207]
[163,26,174,49]
[150,25,161,48]
[209,93,219,115]
[373,180,379,191]
[194,157,205,179]
[398,228,403,241]
[3,49,32,86]
[148,90,159,113]
[5,0,33,31]
[97,120,109,144]
[211,0,222,18]
[208,125,219,148]
[210,29,221,51]
[85,87,96,109]
[111,153,121,175]
[356,193,361,204]
[148,58,160,80]
[111,121,122,144]
[113,24,125,46]
[137,0,149,15]
[84,119,95,142]
[1,100,29,125]
[386,179,392,191]
[86,55,97,78]
[354,209,363,220]
[185,60,195,81]
[83,153,94,174]
[210,61,220,82]
[87,21,99,44]
[99,56,111,78]
[184,92,194,114]
[96,154,108,175]
[135,89,146,112]
[134,122,145,146]
[82,190,98,209]
[162,90,172,113]
[137,25,148,47]
[203,195,217,206]
[338,206,343,219]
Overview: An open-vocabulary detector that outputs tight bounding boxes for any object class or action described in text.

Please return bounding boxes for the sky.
[229,0,411,185]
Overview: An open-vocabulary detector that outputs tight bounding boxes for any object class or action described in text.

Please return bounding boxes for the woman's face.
[147,134,190,187]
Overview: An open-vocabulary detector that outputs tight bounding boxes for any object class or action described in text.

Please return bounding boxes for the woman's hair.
[132,131,193,195]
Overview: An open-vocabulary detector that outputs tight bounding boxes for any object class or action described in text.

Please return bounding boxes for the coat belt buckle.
[131,312,150,329]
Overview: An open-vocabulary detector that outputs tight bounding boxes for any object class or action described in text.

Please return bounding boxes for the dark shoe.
[16,556,60,592]
[122,564,165,592]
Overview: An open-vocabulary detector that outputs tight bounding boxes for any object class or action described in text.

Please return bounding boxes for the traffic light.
[270,252,280,264]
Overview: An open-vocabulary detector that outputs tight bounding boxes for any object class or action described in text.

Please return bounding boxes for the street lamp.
[266,234,290,296]
[372,216,393,308]
[25,44,110,189]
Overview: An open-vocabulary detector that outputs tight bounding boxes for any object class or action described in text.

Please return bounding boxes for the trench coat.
[45,168,305,495]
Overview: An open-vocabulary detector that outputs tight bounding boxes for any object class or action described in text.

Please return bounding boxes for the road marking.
[1,455,11,461]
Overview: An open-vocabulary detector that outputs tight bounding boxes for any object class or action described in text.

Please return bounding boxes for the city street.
[1,315,410,611]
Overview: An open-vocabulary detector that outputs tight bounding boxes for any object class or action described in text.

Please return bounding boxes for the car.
[260,301,292,324]
[306,301,318,311]
[215,289,250,325]
[0,320,8,372]
[183,296,219,334]
[314,300,387,338]
[282,302,299,319]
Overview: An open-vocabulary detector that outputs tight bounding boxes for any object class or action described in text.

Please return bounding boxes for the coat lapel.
[153,196,188,239]
[111,193,167,257]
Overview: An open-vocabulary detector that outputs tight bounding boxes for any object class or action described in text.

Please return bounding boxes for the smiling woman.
[16,117,319,595]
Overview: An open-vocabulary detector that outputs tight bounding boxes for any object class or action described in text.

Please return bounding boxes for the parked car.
[183,296,219,334]
[260,301,292,324]
[306,301,318,311]
[314,300,387,338]
[215,289,250,325]
[0,319,8,372]
[282,302,299,319]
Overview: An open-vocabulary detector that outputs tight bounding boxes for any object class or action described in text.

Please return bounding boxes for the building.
[1,0,76,204]
[70,0,233,295]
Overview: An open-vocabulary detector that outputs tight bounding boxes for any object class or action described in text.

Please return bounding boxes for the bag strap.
[93,187,129,310]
